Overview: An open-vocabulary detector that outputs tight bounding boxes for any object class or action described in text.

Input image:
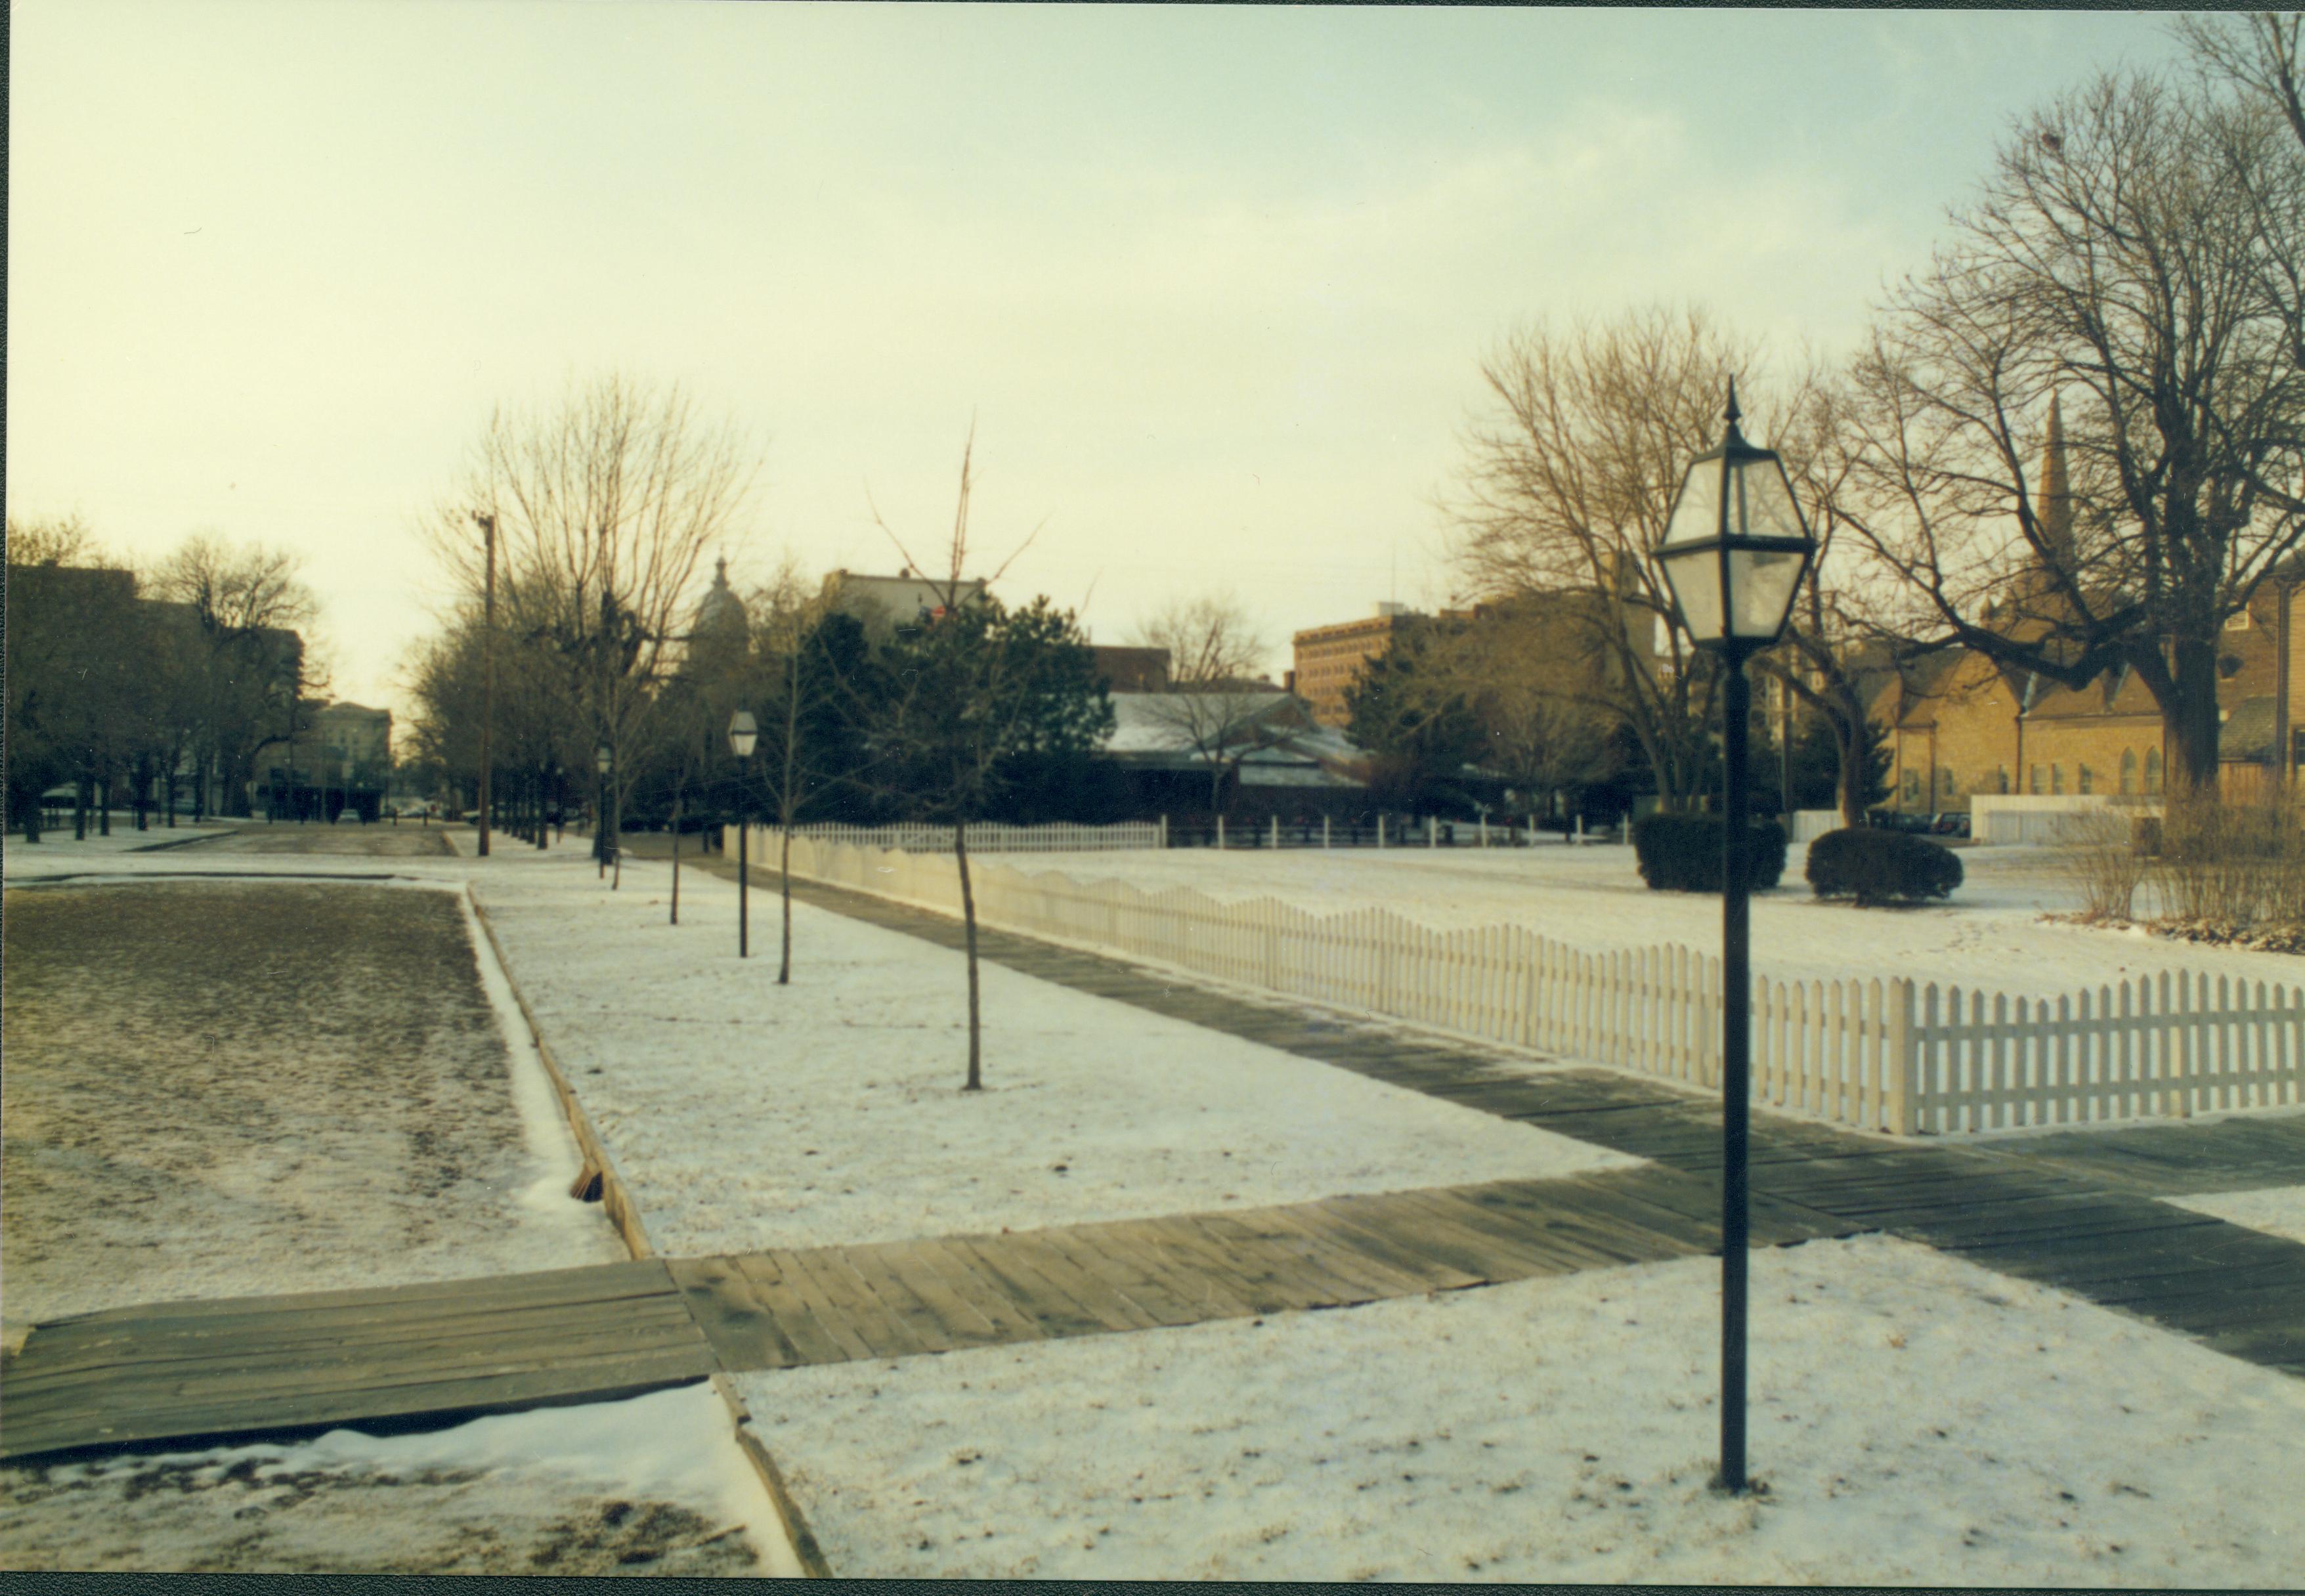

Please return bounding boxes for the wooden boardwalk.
[704,854,2305,1380]
[0,1261,719,1462]
[1,1165,1857,1461]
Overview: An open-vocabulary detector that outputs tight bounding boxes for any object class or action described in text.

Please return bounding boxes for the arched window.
[2145,748,2163,796]
[2051,764,2065,794]
[2031,764,2045,794]
[2120,750,2138,794]
[2079,764,2094,794]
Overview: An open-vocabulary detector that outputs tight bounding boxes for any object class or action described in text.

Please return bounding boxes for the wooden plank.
[890,1240,1048,1345]
[937,1236,1113,1339]
[779,1247,936,1360]
[6,1311,714,1408]
[5,1296,708,1393]
[728,1253,860,1366]
[837,1244,980,1354]
[1027,1227,1213,1327]
[1381,1190,1579,1278]
[2,1351,716,1462]
[30,1262,683,1348]
[1180,1212,1377,1308]
[1234,1206,1442,1300]
[1087,1221,1267,1318]
[1312,1196,1513,1285]
[1166,1215,1354,1312]
[11,1285,699,1373]
[1112,1215,1304,1316]
[665,1255,802,1371]
[993,1232,1165,1332]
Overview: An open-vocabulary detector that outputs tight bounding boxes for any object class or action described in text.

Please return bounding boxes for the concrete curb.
[463,884,832,1579]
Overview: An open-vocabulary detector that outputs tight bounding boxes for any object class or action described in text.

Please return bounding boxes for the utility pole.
[475,511,496,857]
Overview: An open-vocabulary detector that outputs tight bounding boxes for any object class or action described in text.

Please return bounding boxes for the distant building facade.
[1088,644,1170,693]
[1291,603,1439,729]
[820,569,990,641]
[1872,398,2300,809]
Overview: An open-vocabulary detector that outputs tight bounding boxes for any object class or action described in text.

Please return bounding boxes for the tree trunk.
[1835,712,1868,829]
[957,817,981,1091]
[670,790,681,925]
[74,775,88,840]
[98,774,112,836]
[2165,634,2224,796]
[779,811,794,986]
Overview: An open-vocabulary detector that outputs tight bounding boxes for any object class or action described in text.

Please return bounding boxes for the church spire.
[2035,391,2072,562]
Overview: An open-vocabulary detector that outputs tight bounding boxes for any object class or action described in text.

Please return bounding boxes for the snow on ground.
[1014,842,2297,1003]
[1,876,626,1335]
[0,1383,801,1576]
[2163,1185,2305,1245]
[739,1232,2303,1585]
[1,819,241,860]
[471,851,1637,1257]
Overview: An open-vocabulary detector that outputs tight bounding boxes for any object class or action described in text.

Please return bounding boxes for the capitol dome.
[690,557,749,650]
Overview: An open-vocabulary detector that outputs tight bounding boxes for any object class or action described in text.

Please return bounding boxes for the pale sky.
[7,3,2193,724]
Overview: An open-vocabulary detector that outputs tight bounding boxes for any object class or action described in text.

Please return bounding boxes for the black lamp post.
[1652,379,1816,1496]
[594,741,613,879]
[729,710,758,958]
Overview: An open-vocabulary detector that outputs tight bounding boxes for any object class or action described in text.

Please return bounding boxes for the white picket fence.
[783,821,1162,854]
[754,830,2305,1135]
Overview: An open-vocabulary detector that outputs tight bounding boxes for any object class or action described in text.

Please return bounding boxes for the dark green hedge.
[1806,827,1964,905]
[1631,813,1788,893]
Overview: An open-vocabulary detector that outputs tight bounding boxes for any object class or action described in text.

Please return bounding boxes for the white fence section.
[756,831,2305,1135]
[1788,810,1843,844]
[782,821,1162,854]
[1968,794,2163,846]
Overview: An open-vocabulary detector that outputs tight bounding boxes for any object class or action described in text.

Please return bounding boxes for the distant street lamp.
[1652,379,1817,1496]
[594,741,614,880]
[475,510,496,857]
[729,710,759,959]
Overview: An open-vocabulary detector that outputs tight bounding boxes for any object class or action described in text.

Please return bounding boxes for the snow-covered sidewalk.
[469,850,1638,1257]
[739,1231,2305,1584]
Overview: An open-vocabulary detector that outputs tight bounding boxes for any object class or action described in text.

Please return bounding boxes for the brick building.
[1874,399,2302,809]
[1291,603,1424,728]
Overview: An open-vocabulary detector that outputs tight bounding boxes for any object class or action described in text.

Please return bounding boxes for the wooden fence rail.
[752,830,2305,1135]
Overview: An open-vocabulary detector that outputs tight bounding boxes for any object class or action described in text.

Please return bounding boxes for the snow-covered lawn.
[2163,1185,2305,1245]
[1012,843,2296,1002]
[1,877,625,1337]
[0,1383,800,1576]
[740,1232,2304,1585]
[470,852,1637,1257]
[0,819,240,863]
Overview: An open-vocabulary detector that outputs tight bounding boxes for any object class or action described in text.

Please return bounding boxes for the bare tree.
[423,374,758,881]
[2176,11,2305,149]
[1129,593,1283,811]
[1844,71,2305,792]
[150,534,320,819]
[853,427,1106,1091]
[1447,305,1801,811]
[1440,601,1614,820]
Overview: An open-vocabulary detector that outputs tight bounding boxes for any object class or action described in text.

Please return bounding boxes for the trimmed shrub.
[1631,813,1788,893]
[1806,827,1963,905]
